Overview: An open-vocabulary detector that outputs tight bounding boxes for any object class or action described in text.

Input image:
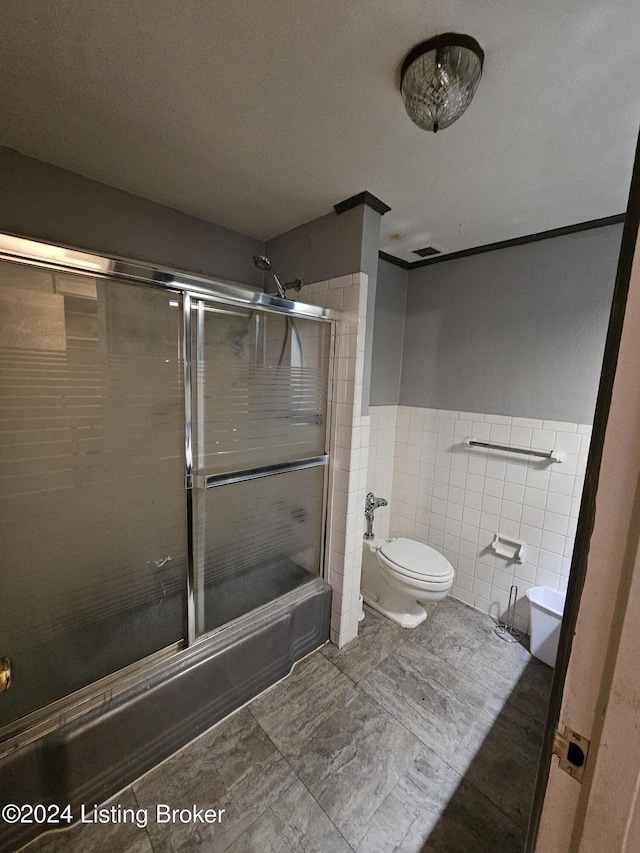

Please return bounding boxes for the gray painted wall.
[0,147,265,287]
[265,206,366,287]
[369,259,408,406]
[0,146,386,413]
[358,204,383,413]
[266,202,383,414]
[400,224,623,423]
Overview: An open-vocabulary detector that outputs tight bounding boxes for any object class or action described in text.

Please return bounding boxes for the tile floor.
[20,597,552,853]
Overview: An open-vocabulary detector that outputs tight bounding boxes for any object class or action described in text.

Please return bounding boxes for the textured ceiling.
[1,0,639,261]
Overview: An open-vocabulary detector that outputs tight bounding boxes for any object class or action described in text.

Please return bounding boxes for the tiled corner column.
[302,274,370,647]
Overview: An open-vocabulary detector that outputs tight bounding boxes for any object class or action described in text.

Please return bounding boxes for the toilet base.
[362,591,428,629]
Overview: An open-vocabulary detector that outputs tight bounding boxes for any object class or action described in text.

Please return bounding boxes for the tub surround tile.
[249,654,422,844]
[224,780,351,853]
[320,604,410,683]
[320,272,370,647]
[134,708,296,852]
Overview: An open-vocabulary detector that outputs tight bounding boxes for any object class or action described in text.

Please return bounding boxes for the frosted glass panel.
[0,262,186,725]
[193,303,330,474]
[198,466,324,632]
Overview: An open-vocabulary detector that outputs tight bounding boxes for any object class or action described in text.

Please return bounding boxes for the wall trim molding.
[334,192,391,217]
[378,250,412,270]
[379,213,626,271]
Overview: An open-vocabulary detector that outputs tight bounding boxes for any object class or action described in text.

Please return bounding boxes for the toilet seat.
[378,538,455,584]
[380,559,454,583]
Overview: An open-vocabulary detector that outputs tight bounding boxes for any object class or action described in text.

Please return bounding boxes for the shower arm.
[267,270,286,299]
[269,272,304,297]
[284,277,304,294]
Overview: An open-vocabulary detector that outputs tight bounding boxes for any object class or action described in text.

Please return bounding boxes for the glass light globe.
[401,34,484,133]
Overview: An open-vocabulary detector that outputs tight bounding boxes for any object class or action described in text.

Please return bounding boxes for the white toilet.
[361,536,455,628]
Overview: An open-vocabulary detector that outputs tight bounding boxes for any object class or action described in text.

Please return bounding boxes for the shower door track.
[0,236,339,323]
[0,578,329,759]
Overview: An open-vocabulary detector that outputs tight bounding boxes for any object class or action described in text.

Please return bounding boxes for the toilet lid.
[378,538,453,579]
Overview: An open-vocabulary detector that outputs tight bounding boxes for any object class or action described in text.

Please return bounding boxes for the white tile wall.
[368,405,591,633]
[302,273,370,647]
[365,405,397,539]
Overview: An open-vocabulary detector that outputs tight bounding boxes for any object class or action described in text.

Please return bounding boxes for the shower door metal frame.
[0,234,338,742]
[184,287,336,645]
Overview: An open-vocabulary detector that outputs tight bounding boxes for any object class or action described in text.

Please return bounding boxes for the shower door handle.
[0,657,11,692]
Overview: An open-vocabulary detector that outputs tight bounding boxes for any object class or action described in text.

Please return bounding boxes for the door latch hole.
[567,741,585,767]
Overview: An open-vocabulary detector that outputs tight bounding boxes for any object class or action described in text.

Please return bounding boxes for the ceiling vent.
[413,246,442,257]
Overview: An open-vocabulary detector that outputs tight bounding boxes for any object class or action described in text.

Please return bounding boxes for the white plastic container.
[527,586,566,667]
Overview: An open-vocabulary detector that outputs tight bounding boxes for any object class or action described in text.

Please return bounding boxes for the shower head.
[252,254,272,272]
[252,254,286,299]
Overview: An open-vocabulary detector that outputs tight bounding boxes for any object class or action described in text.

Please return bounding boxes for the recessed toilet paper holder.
[491,533,526,563]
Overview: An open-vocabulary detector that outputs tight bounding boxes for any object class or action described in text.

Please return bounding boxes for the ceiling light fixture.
[400,32,484,133]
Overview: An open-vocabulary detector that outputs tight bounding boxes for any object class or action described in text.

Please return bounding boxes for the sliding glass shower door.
[0,249,332,733]
[191,300,331,633]
[0,262,187,726]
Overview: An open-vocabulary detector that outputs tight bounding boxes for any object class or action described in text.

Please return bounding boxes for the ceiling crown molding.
[380,214,626,270]
[334,192,391,217]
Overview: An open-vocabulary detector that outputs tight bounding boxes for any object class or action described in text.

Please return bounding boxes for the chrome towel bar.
[465,437,564,463]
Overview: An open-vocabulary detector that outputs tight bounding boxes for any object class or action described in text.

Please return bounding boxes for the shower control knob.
[0,657,11,693]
